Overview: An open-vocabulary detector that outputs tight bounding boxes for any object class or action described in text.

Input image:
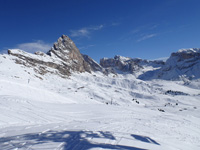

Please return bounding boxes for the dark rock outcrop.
[139,48,200,80]
[8,49,71,76]
[7,34,200,81]
[155,48,200,80]
[82,54,103,72]
[100,55,164,74]
[47,35,91,73]
[8,35,92,77]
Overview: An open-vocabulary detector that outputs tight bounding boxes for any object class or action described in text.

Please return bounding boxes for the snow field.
[0,55,200,149]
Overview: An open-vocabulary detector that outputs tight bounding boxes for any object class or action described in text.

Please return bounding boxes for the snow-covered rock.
[100,55,165,76]
[8,35,92,77]
[82,54,103,72]
[47,35,91,73]
[156,48,200,80]
[6,36,200,82]
[1,38,200,150]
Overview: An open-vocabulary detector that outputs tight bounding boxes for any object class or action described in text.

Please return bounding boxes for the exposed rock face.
[8,35,91,77]
[101,56,139,73]
[47,35,91,73]
[100,55,164,74]
[139,48,200,80]
[8,49,71,76]
[155,48,200,80]
[6,34,200,81]
[82,54,103,72]
[171,48,200,60]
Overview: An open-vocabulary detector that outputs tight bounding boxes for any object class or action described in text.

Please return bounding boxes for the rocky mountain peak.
[100,55,164,75]
[8,35,91,77]
[140,48,200,80]
[47,35,91,73]
[171,48,200,61]
[177,48,200,54]
[51,35,78,52]
[6,34,200,81]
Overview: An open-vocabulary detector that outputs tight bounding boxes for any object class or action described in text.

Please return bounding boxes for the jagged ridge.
[8,35,92,77]
[6,35,200,80]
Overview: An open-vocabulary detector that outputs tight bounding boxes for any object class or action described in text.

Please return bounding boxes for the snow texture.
[0,51,200,150]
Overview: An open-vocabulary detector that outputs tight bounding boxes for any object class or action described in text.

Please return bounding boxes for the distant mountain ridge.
[6,35,200,80]
[154,48,200,80]
[100,55,165,76]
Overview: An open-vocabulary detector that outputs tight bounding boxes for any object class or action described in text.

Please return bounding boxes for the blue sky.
[0,0,200,62]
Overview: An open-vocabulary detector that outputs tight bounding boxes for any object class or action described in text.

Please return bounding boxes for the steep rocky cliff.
[155,48,200,80]
[82,54,103,72]
[8,35,91,77]
[6,35,200,81]
[47,35,91,73]
[100,55,165,76]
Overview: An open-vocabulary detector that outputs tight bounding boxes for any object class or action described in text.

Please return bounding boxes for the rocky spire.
[51,35,79,52]
[47,35,91,73]
[8,35,91,77]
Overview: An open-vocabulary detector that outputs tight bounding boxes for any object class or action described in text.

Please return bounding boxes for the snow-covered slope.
[8,35,91,77]
[157,48,200,80]
[0,36,200,150]
[100,48,200,81]
[0,51,200,150]
[140,48,200,80]
[100,55,165,77]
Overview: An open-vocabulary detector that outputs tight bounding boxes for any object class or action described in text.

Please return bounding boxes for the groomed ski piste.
[0,54,200,150]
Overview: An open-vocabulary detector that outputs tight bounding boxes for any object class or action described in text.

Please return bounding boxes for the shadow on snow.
[0,130,160,150]
[131,134,160,145]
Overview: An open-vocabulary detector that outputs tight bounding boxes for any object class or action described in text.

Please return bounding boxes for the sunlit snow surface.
[0,54,200,150]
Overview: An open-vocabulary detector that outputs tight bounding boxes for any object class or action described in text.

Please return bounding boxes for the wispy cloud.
[132,24,159,34]
[119,23,159,42]
[70,25,104,38]
[79,44,95,50]
[137,34,157,42]
[16,40,52,53]
[152,57,169,62]
[111,22,120,26]
[131,29,140,34]
[149,24,159,30]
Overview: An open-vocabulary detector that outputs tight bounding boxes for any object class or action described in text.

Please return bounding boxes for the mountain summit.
[8,35,91,77]
[6,35,200,81]
[47,35,91,73]
[154,48,200,80]
[1,35,200,150]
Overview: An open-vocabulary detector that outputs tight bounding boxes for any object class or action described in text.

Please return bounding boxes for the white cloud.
[70,29,90,37]
[79,44,95,50]
[137,34,157,42]
[91,25,104,30]
[16,40,52,53]
[131,29,140,34]
[153,57,169,62]
[70,25,104,38]
[111,22,120,26]
[149,24,159,30]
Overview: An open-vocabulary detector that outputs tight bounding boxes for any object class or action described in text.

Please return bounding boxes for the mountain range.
[7,35,200,81]
[0,35,200,150]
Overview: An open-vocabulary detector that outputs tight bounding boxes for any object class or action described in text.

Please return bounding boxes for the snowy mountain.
[100,55,165,77]
[100,49,200,81]
[155,48,200,80]
[0,35,200,150]
[7,35,200,81]
[8,35,91,77]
